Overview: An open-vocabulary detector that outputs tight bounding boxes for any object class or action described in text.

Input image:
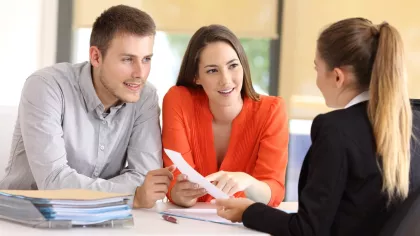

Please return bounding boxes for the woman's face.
[315,50,343,108]
[195,41,243,107]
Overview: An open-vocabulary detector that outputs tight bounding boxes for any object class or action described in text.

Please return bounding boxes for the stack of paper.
[0,189,133,228]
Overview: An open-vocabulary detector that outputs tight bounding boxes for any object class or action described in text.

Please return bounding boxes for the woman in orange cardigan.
[162,24,289,208]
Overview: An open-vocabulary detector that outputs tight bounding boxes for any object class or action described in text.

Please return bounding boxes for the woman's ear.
[333,67,346,89]
[195,76,201,85]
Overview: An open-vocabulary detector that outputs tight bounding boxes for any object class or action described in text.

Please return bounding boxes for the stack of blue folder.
[0,189,134,228]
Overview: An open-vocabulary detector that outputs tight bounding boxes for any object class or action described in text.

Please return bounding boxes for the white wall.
[0,0,57,178]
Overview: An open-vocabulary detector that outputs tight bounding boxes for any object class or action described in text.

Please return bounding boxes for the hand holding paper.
[169,174,208,207]
[205,171,256,196]
[164,149,229,200]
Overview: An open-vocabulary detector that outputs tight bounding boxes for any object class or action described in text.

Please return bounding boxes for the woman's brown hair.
[317,17,412,202]
[176,24,259,101]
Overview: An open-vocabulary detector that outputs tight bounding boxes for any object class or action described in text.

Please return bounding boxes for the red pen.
[162,214,178,224]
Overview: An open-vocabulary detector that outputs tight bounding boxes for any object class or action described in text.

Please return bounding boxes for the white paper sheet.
[160,202,241,225]
[164,149,229,199]
[161,211,241,225]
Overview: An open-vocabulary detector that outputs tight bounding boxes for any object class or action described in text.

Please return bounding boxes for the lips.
[218,88,234,94]
[124,82,142,91]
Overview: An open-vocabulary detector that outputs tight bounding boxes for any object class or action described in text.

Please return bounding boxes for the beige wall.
[279,0,420,119]
[73,0,278,38]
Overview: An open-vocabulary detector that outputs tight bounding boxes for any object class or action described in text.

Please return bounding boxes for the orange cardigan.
[162,86,289,207]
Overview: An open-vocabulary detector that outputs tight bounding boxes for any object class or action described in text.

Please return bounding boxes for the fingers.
[215,174,229,192]
[208,172,242,195]
[176,174,188,182]
[176,181,207,197]
[166,165,177,172]
[149,168,174,180]
[216,206,236,222]
[227,186,240,196]
[215,198,234,208]
[181,188,207,197]
[205,171,224,182]
[172,176,208,201]
[223,178,238,196]
[151,175,171,186]
[177,181,199,191]
[153,183,169,193]
[207,172,232,194]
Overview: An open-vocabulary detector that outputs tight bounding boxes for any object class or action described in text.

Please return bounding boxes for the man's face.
[92,33,155,105]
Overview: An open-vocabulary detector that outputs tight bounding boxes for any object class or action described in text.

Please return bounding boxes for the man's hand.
[133,165,176,208]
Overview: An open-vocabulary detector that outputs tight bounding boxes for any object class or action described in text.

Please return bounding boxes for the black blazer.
[379,187,420,236]
[378,99,420,236]
[242,101,420,236]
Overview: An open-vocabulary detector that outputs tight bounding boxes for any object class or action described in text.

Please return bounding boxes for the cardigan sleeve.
[161,86,196,202]
[243,114,348,236]
[251,97,289,207]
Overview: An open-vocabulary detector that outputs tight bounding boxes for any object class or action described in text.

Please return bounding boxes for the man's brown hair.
[90,5,156,57]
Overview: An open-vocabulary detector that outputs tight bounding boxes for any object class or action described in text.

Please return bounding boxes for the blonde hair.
[368,23,412,201]
[317,18,412,202]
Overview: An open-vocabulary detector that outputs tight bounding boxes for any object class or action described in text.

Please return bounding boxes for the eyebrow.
[119,53,154,58]
[204,58,239,68]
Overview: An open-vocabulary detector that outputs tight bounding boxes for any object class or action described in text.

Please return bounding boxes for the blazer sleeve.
[251,97,289,207]
[161,87,196,202]
[242,114,348,236]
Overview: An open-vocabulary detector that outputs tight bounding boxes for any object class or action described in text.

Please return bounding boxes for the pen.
[162,214,178,224]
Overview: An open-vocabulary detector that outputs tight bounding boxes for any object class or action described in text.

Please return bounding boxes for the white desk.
[0,202,298,235]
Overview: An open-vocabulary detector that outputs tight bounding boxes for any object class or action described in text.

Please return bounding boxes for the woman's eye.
[206,69,217,74]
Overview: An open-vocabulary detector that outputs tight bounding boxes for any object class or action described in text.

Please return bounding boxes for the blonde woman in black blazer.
[215,17,419,236]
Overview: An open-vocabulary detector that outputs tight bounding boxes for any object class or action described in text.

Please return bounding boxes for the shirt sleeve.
[251,97,289,207]
[161,87,196,202]
[20,75,138,194]
[108,84,163,190]
[242,114,348,236]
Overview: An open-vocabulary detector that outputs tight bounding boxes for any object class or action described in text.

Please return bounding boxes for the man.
[0,5,173,208]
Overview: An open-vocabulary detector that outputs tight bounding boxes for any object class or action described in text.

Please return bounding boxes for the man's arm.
[21,75,134,194]
[108,84,163,187]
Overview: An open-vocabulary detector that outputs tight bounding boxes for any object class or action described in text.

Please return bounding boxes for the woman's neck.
[338,88,366,108]
[209,97,243,125]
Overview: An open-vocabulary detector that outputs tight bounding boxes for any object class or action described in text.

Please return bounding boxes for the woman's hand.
[205,171,256,196]
[171,174,207,207]
[215,198,255,223]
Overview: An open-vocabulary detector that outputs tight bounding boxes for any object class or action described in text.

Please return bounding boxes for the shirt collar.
[345,91,369,108]
[79,62,103,112]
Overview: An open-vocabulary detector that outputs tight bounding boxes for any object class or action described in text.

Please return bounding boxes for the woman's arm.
[205,97,289,206]
[248,97,289,206]
[162,87,204,205]
[242,115,348,236]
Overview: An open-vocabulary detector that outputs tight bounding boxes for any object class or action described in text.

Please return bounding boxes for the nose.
[131,61,144,79]
[219,69,232,86]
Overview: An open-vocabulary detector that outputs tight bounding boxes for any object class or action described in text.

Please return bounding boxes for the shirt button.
[100,145,105,151]
[93,172,99,177]
[102,120,106,124]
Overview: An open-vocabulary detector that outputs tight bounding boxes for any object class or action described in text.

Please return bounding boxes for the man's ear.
[89,46,102,67]
[333,67,345,89]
